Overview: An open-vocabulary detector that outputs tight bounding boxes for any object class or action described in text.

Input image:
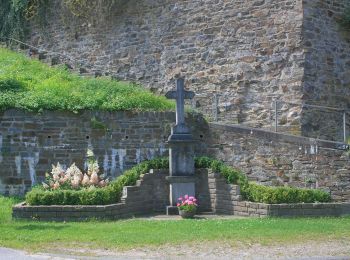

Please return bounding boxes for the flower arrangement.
[42,149,108,190]
[177,195,198,218]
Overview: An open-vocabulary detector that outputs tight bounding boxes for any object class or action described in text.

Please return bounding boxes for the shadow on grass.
[15,224,69,231]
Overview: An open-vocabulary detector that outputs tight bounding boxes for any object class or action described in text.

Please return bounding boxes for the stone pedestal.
[166,176,196,215]
[166,138,196,215]
[168,139,195,176]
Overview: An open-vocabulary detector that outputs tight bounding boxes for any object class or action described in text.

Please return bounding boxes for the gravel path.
[1,240,349,260]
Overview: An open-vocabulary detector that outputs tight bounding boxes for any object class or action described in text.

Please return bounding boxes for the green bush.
[194,157,330,204]
[244,183,331,204]
[26,158,169,206]
[0,48,174,112]
[25,157,331,205]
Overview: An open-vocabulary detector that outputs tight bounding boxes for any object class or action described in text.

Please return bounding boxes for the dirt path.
[4,240,349,260]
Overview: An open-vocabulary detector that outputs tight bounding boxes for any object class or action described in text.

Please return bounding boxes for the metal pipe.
[343,112,347,143]
[213,94,218,122]
[274,100,278,132]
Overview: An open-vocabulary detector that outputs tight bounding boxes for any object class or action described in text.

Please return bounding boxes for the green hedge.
[26,158,169,206]
[195,157,331,204]
[25,157,331,205]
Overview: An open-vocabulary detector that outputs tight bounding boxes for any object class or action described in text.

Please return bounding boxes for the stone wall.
[301,0,350,141]
[28,0,305,128]
[0,110,175,196]
[2,108,350,202]
[206,123,350,202]
[7,0,347,140]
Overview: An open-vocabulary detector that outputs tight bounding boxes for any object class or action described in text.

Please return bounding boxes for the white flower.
[52,173,60,182]
[90,172,99,185]
[66,163,83,180]
[87,160,99,176]
[53,182,60,190]
[82,174,90,186]
[86,149,94,158]
[51,162,65,176]
[71,178,80,189]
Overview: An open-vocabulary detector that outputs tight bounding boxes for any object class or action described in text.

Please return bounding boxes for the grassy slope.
[1,196,349,252]
[0,48,174,112]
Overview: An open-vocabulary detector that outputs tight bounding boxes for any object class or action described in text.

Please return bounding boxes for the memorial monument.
[165,78,196,215]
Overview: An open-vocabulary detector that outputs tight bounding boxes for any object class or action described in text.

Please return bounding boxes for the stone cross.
[166,78,194,134]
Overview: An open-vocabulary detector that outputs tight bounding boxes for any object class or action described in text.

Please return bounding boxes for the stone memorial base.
[168,139,195,176]
[166,176,195,215]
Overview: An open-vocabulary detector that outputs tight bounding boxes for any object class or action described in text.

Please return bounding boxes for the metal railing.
[272,100,348,143]
[187,93,348,143]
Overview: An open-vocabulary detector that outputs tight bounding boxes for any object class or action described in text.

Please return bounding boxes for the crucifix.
[165,78,195,137]
[165,77,196,215]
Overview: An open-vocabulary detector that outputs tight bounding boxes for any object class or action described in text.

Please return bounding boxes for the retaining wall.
[12,169,217,221]
[0,110,175,196]
[206,123,350,202]
[13,168,350,221]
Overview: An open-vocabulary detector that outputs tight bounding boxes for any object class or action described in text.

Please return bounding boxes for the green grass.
[0,48,174,112]
[1,196,350,252]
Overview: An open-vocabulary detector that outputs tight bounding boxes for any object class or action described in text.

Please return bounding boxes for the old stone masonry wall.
[0,110,175,195]
[29,0,305,128]
[1,109,350,202]
[206,123,350,202]
[301,0,350,141]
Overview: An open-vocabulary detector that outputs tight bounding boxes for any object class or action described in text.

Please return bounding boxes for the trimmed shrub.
[194,157,330,204]
[25,157,169,206]
[25,156,331,205]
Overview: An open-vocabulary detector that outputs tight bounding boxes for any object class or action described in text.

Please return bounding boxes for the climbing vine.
[340,7,350,30]
[0,0,125,42]
[0,0,50,42]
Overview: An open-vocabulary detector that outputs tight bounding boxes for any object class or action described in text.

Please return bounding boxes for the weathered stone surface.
[207,123,350,202]
[27,0,305,128]
[301,0,350,141]
[0,110,175,195]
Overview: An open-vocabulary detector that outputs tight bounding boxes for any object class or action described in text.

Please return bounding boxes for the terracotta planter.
[178,208,197,219]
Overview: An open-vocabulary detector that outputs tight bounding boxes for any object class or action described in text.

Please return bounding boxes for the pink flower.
[184,195,189,200]
[177,203,180,207]
[189,196,194,200]
[53,182,60,190]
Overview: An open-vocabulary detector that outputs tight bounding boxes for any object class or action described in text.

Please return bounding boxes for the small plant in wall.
[177,195,198,219]
[340,7,350,30]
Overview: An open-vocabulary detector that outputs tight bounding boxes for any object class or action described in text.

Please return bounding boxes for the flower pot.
[178,208,196,219]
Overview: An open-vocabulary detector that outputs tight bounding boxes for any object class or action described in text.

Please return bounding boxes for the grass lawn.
[0,48,174,112]
[1,196,350,252]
